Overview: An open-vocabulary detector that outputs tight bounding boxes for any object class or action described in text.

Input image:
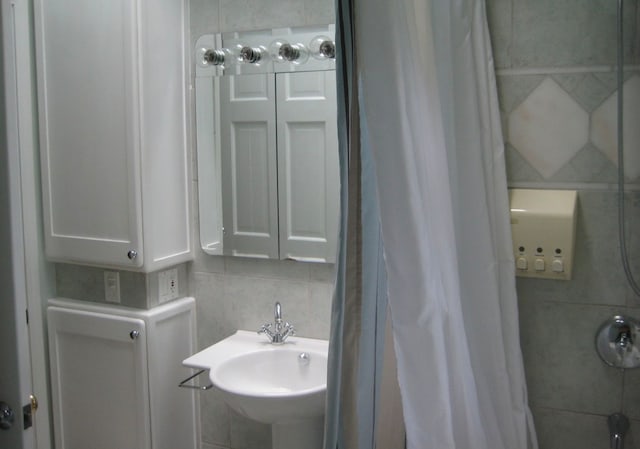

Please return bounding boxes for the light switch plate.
[104,271,121,303]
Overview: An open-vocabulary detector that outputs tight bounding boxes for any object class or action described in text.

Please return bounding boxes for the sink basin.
[183,330,329,424]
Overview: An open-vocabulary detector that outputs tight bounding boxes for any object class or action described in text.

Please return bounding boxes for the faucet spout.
[275,302,282,322]
[258,302,295,344]
[609,413,630,449]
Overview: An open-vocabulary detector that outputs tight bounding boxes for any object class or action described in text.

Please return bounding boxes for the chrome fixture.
[609,413,629,449]
[201,48,226,66]
[179,369,214,391]
[197,36,335,69]
[614,0,640,297]
[258,301,295,344]
[596,315,640,369]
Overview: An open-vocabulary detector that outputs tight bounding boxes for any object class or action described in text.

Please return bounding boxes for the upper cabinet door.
[220,74,279,259]
[276,71,339,263]
[34,0,191,271]
[35,0,142,267]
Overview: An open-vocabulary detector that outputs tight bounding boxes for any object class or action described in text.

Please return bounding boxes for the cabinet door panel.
[48,307,150,449]
[220,74,278,258]
[276,71,339,262]
[35,0,143,267]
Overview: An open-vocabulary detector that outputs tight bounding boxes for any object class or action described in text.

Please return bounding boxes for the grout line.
[497,65,640,76]
[508,181,640,191]
[530,405,624,418]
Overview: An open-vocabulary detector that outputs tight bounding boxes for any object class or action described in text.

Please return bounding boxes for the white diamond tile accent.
[508,78,589,179]
[591,75,640,180]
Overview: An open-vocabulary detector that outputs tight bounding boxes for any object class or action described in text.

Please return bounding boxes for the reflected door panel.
[276,71,338,263]
[220,74,279,258]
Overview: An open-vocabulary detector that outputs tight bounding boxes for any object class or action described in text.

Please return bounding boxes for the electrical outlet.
[104,271,121,303]
[159,268,179,303]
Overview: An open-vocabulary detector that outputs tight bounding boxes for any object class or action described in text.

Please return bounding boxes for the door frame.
[3,0,55,447]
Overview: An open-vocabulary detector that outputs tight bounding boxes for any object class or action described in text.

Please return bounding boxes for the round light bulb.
[195,47,216,68]
[239,45,270,65]
[268,39,308,64]
[269,39,289,63]
[224,44,245,67]
[309,36,335,60]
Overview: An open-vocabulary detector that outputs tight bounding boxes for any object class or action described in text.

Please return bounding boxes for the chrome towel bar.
[179,369,214,390]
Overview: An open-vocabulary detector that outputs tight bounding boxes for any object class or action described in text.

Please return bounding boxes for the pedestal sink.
[183,330,329,449]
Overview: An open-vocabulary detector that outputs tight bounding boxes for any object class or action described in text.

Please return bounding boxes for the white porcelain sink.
[183,330,329,425]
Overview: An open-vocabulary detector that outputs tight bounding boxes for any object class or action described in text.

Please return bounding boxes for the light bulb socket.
[240,46,269,64]
[204,49,226,66]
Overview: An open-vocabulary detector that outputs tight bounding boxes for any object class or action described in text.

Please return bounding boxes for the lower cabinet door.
[48,307,151,449]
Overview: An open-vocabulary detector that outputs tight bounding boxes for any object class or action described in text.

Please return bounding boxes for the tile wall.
[487,1,640,448]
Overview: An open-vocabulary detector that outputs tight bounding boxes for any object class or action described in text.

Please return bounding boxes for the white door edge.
[10,0,54,447]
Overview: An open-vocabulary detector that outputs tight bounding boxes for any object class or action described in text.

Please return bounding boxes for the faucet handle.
[258,323,274,337]
[282,323,295,339]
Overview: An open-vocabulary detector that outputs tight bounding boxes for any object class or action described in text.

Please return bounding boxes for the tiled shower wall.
[487,1,640,449]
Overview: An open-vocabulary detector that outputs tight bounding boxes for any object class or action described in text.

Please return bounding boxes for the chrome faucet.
[258,302,295,344]
[609,413,629,449]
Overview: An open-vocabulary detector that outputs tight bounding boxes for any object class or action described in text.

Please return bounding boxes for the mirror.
[195,26,339,263]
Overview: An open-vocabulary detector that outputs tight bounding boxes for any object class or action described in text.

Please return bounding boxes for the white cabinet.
[218,71,339,262]
[34,0,191,272]
[47,297,198,449]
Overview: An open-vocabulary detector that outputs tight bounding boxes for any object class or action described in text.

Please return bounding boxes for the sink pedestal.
[272,417,324,449]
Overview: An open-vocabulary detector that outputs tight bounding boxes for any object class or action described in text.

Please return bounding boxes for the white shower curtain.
[353,1,537,448]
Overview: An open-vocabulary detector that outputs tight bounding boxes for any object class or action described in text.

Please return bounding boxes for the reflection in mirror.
[195,26,339,263]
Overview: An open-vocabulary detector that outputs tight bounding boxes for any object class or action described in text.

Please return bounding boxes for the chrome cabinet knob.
[127,250,138,260]
[130,330,140,340]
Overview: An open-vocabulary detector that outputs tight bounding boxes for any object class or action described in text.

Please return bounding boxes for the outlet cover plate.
[159,268,179,303]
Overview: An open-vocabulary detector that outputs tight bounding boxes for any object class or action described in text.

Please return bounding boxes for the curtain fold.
[325,1,536,448]
[324,1,405,448]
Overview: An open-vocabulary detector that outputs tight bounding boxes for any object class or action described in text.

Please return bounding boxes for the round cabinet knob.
[0,402,15,430]
[130,330,141,340]
[127,250,138,261]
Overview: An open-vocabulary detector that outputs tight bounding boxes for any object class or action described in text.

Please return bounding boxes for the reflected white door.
[276,71,339,263]
[0,1,35,447]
